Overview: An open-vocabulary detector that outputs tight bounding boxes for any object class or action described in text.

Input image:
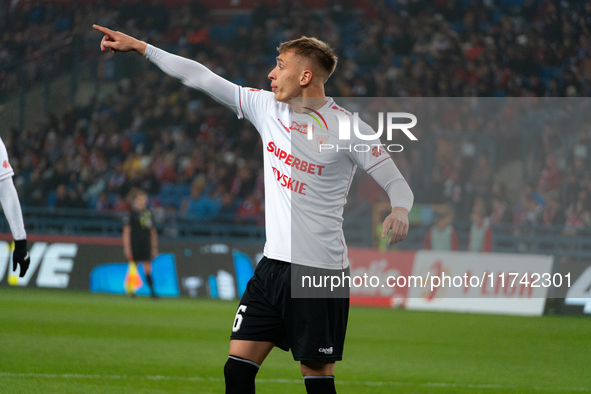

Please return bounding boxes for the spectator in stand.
[542,193,565,227]
[188,185,223,221]
[184,176,206,219]
[512,193,544,252]
[537,155,563,195]
[489,197,509,227]
[230,166,255,199]
[95,191,111,211]
[22,168,45,207]
[151,152,178,183]
[513,184,545,224]
[513,196,543,227]
[217,192,240,223]
[236,194,263,226]
[108,162,128,195]
[490,182,506,204]
[122,153,143,180]
[468,206,492,253]
[54,184,69,209]
[423,209,459,251]
[67,187,87,209]
[571,157,589,182]
[470,154,493,196]
[160,204,179,238]
[112,194,131,212]
[563,198,591,236]
[442,163,463,216]
[540,122,561,156]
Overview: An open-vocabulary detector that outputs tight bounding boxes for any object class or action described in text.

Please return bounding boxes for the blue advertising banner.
[90,253,180,297]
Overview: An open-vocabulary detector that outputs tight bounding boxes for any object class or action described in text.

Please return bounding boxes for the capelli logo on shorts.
[318,347,333,355]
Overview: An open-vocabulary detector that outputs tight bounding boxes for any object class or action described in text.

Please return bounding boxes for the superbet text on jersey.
[236,88,391,270]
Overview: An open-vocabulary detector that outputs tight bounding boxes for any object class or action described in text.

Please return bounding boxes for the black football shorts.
[230,256,349,362]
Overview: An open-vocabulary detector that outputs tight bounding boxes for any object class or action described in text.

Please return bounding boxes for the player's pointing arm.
[92,25,239,114]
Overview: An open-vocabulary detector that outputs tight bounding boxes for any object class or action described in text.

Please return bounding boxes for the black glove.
[13,239,30,278]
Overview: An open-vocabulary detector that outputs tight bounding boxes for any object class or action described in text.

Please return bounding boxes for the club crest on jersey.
[316,135,329,153]
[2,160,8,168]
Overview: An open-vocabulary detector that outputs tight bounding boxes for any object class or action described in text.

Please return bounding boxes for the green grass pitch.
[0,288,589,394]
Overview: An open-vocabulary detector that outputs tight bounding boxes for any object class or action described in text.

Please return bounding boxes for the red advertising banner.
[347,248,556,316]
[348,248,416,308]
[406,251,553,316]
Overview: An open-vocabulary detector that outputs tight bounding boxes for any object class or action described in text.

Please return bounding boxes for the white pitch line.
[0,372,589,392]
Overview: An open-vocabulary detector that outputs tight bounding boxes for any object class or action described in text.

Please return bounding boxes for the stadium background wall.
[1,234,589,316]
[0,234,263,299]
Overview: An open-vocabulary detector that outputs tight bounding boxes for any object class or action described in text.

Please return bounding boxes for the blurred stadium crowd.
[1,0,590,236]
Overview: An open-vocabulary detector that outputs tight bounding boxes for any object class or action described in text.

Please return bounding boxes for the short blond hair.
[277,36,338,81]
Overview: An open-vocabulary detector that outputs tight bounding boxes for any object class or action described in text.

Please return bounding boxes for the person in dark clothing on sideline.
[122,188,159,297]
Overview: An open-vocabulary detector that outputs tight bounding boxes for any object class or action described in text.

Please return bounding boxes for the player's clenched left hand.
[12,239,30,277]
[381,207,409,245]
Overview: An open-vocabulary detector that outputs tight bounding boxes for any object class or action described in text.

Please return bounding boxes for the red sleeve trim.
[343,165,355,203]
[0,170,14,180]
[339,236,345,269]
[238,86,245,118]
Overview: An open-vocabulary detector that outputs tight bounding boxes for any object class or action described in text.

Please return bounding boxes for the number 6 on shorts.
[232,305,247,332]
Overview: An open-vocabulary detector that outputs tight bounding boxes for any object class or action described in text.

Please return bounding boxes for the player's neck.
[290,87,327,113]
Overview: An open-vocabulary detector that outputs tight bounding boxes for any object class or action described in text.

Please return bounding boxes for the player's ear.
[300,69,313,86]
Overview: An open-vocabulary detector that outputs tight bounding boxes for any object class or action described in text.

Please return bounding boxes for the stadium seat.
[391,56,403,67]
[231,14,251,27]
[540,67,563,85]
[209,25,237,44]
[46,192,58,208]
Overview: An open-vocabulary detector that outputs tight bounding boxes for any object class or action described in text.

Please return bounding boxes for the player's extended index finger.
[93,24,115,36]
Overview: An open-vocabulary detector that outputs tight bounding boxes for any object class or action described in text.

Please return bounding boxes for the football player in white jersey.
[94,24,413,394]
[0,137,30,278]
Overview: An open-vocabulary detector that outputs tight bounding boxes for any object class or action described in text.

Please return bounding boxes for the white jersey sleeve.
[144,45,280,133]
[0,138,25,240]
[345,117,413,211]
[234,87,280,132]
[144,44,239,114]
[370,161,414,212]
[0,177,26,240]
[0,137,14,181]
[347,119,392,173]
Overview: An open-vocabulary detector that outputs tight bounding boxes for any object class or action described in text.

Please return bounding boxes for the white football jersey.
[0,138,14,181]
[235,88,391,270]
